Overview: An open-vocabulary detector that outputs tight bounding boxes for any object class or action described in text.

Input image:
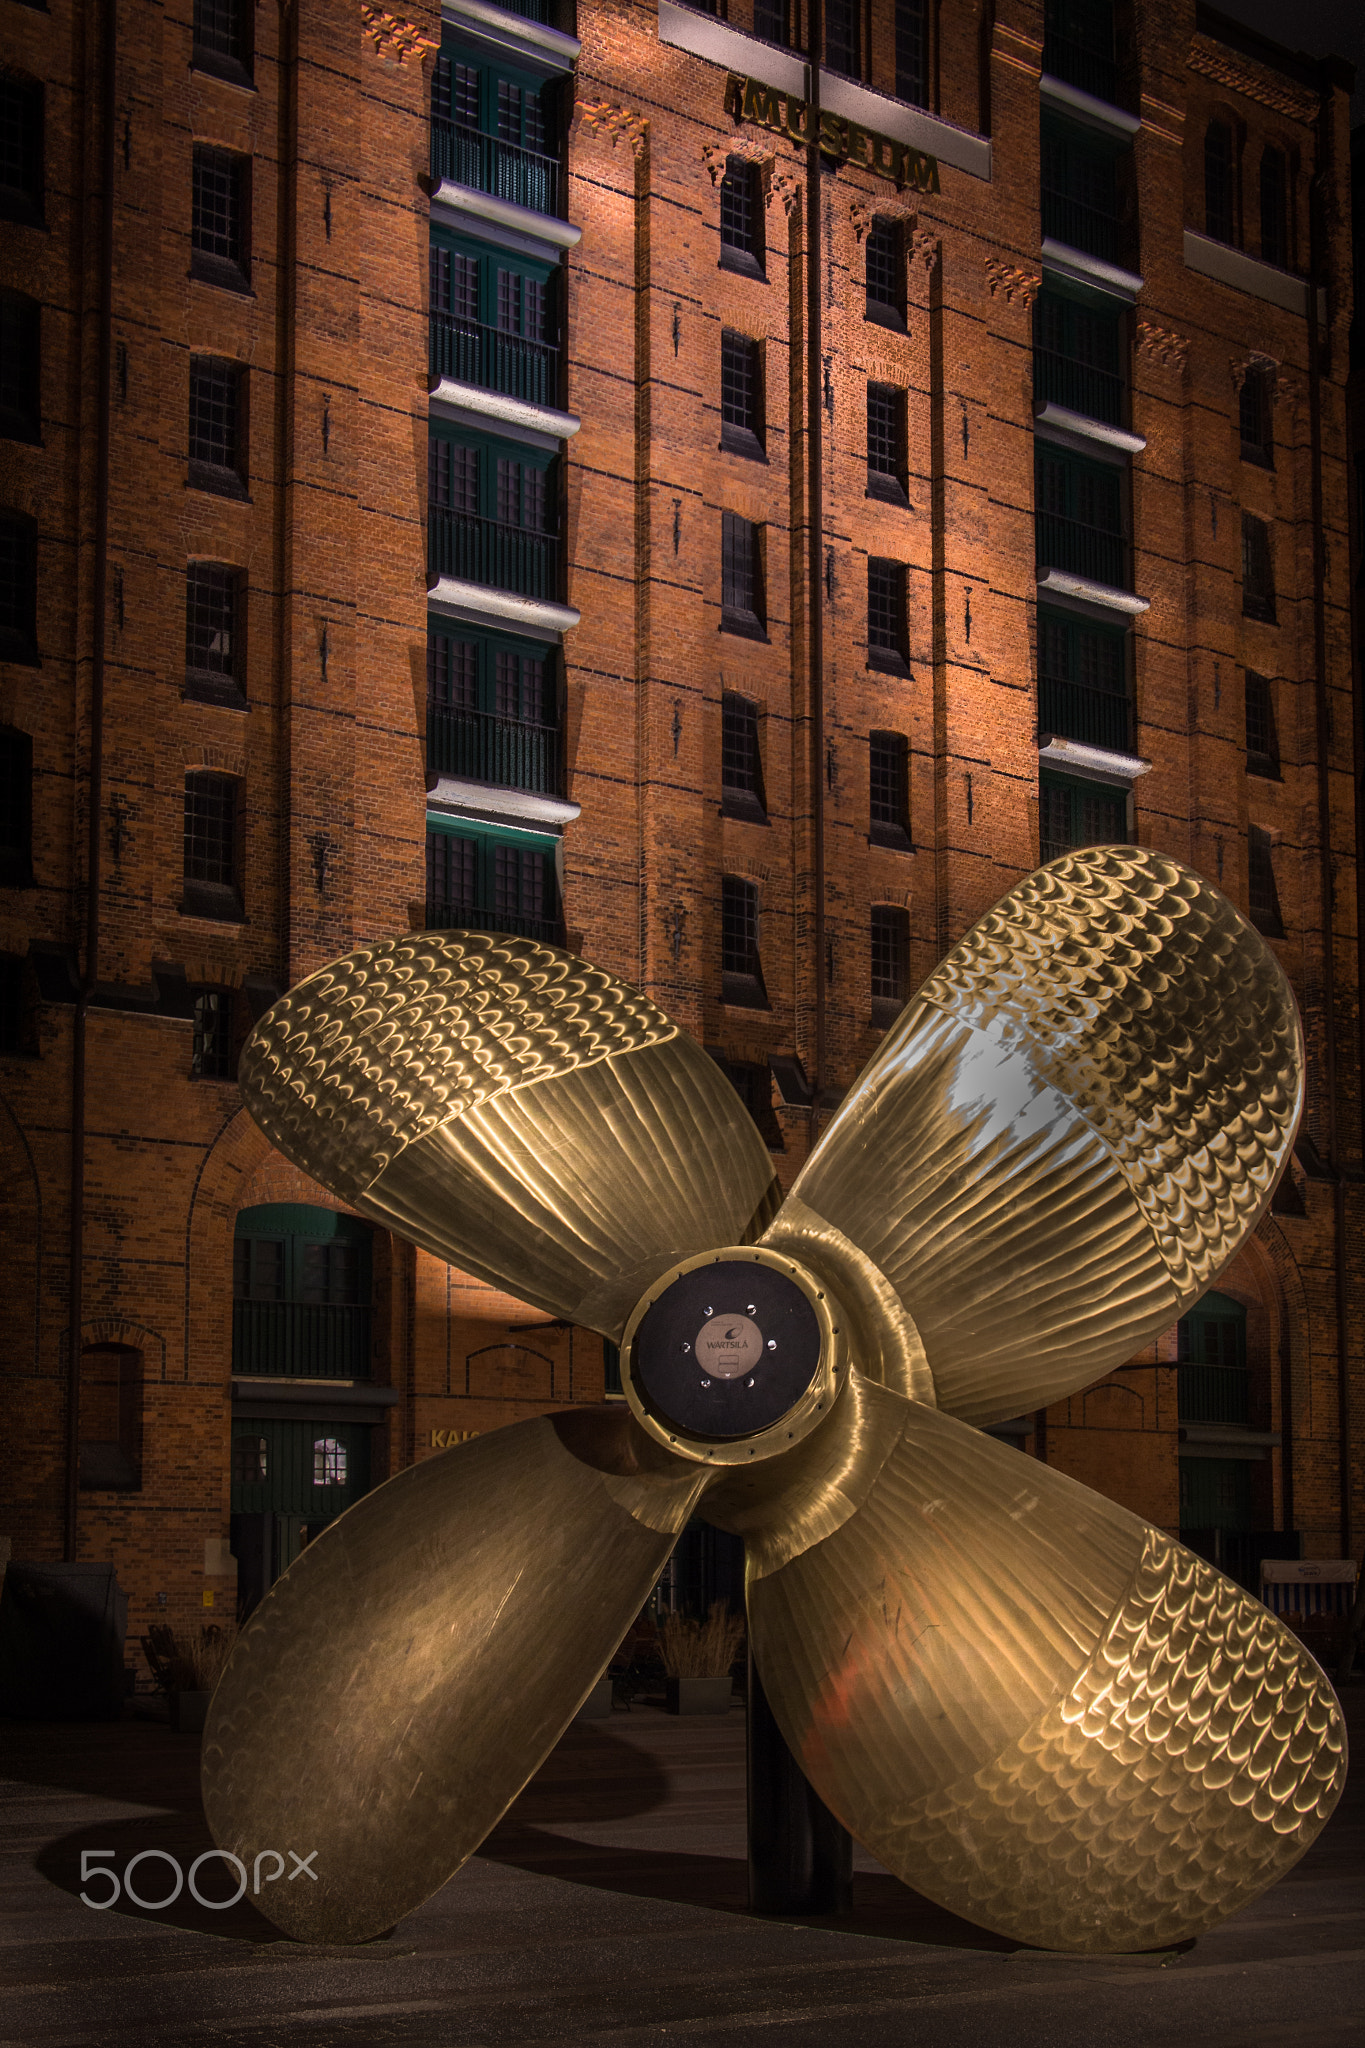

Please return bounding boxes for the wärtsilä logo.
[696,1312,764,1379]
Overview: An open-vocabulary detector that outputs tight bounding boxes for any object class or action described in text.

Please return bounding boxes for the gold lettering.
[743,77,784,132]
[784,93,814,143]
[868,132,898,180]
[845,122,871,169]
[819,110,849,158]
[724,72,744,120]
[726,77,938,194]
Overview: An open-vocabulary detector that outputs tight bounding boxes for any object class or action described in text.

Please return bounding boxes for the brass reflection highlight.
[208,847,1344,1954]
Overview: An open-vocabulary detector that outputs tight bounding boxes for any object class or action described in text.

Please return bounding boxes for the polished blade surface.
[202,1410,709,1943]
[767,848,1303,1422]
[742,1375,1345,1953]
[240,932,780,1336]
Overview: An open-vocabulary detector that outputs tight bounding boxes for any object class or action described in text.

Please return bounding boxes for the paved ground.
[1,1684,1360,2047]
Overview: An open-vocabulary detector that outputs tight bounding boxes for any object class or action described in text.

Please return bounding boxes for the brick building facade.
[1,0,1361,1657]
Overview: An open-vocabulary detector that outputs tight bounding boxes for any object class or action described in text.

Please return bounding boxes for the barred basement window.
[0,71,44,227]
[825,0,861,78]
[0,725,33,886]
[721,330,763,457]
[189,357,245,493]
[869,731,910,848]
[1204,121,1235,246]
[871,905,909,1023]
[1248,826,1283,937]
[865,218,905,330]
[1241,514,1275,623]
[752,1,789,45]
[1260,147,1288,268]
[719,157,763,278]
[182,770,243,919]
[867,558,908,671]
[721,874,767,1007]
[867,384,907,501]
[185,564,243,701]
[191,146,249,286]
[192,0,252,86]
[428,439,478,512]
[895,0,929,107]
[1244,671,1279,776]
[721,512,765,636]
[721,692,766,822]
[0,509,38,665]
[0,290,40,442]
[191,988,235,1079]
[1238,368,1273,466]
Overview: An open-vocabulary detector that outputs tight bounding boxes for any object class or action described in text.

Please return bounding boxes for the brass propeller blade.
[239,932,781,1337]
[202,1408,710,1944]
[764,847,1303,1424]
[725,1370,1345,1954]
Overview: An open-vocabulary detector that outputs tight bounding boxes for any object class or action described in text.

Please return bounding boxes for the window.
[425,825,560,941]
[0,954,29,1055]
[191,146,249,286]
[1204,121,1235,245]
[722,692,766,822]
[429,235,558,404]
[715,1055,783,1148]
[431,245,479,323]
[719,156,763,278]
[182,770,242,919]
[188,357,245,494]
[753,1,789,45]
[191,988,235,1079]
[1177,1291,1248,1426]
[232,1434,267,1485]
[895,0,929,107]
[1248,826,1283,937]
[1238,367,1273,466]
[77,1343,143,1491]
[871,905,909,1023]
[0,290,40,442]
[721,874,766,1007]
[869,731,910,848]
[1241,514,1275,623]
[721,330,763,457]
[1179,1457,1252,1535]
[0,510,38,664]
[1259,147,1288,268]
[496,455,547,531]
[433,55,480,129]
[1037,611,1130,753]
[721,512,765,636]
[0,71,43,227]
[1039,772,1126,862]
[825,0,860,79]
[1041,120,1122,264]
[233,1207,373,1377]
[426,828,478,924]
[1033,288,1123,428]
[1244,671,1279,776]
[431,48,558,214]
[0,725,34,885]
[427,629,559,791]
[496,77,546,155]
[867,384,907,502]
[1036,445,1126,590]
[865,218,905,330]
[1043,0,1118,105]
[428,438,479,512]
[867,558,908,671]
[192,0,252,86]
[185,563,243,702]
[313,1437,348,1487]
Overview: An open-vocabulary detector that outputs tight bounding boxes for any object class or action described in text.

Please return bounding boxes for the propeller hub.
[620,1247,845,1464]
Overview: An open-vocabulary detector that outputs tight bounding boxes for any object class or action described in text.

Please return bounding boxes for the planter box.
[574,1676,613,1722]
[170,1688,210,1733]
[665,1676,732,1716]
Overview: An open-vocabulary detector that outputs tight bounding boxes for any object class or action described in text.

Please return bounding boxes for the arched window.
[1204,120,1235,244]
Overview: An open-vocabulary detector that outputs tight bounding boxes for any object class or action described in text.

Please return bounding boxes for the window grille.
[193,0,251,79]
[1204,121,1235,245]
[1244,671,1278,773]
[1259,147,1287,268]
[191,989,234,1079]
[871,905,909,1015]
[191,146,247,278]
[865,218,904,327]
[1041,122,1121,264]
[719,157,763,273]
[1248,826,1283,936]
[867,384,905,496]
[0,290,40,442]
[189,356,241,477]
[825,0,860,77]
[0,71,43,226]
[869,731,910,843]
[722,693,765,817]
[721,512,763,628]
[0,724,33,885]
[1238,368,1272,464]
[895,0,928,106]
[1037,611,1130,752]
[1043,0,1118,104]
[721,330,760,443]
[185,564,241,693]
[0,510,38,664]
[1033,288,1123,427]
[867,558,907,667]
[183,771,240,900]
[721,874,765,1004]
[1241,514,1275,622]
[313,1437,347,1487]
[753,1,789,45]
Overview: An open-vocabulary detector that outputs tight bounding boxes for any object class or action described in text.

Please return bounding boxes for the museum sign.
[724,72,940,193]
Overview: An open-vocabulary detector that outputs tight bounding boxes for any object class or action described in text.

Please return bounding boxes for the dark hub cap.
[630,1259,824,1439]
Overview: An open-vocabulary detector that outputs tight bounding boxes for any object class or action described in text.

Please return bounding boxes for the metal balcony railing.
[1038,675,1133,754]
[431,120,561,217]
[1041,185,1121,265]
[1036,510,1127,590]
[425,900,566,946]
[427,705,561,793]
[429,508,558,600]
[232,1301,371,1379]
[1033,345,1124,427]
[501,0,552,18]
[1178,1362,1250,1428]
[1042,33,1119,106]
[429,314,560,408]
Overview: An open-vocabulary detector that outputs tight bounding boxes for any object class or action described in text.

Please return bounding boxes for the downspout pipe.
[806,0,825,1130]
[66,0,117,1560]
